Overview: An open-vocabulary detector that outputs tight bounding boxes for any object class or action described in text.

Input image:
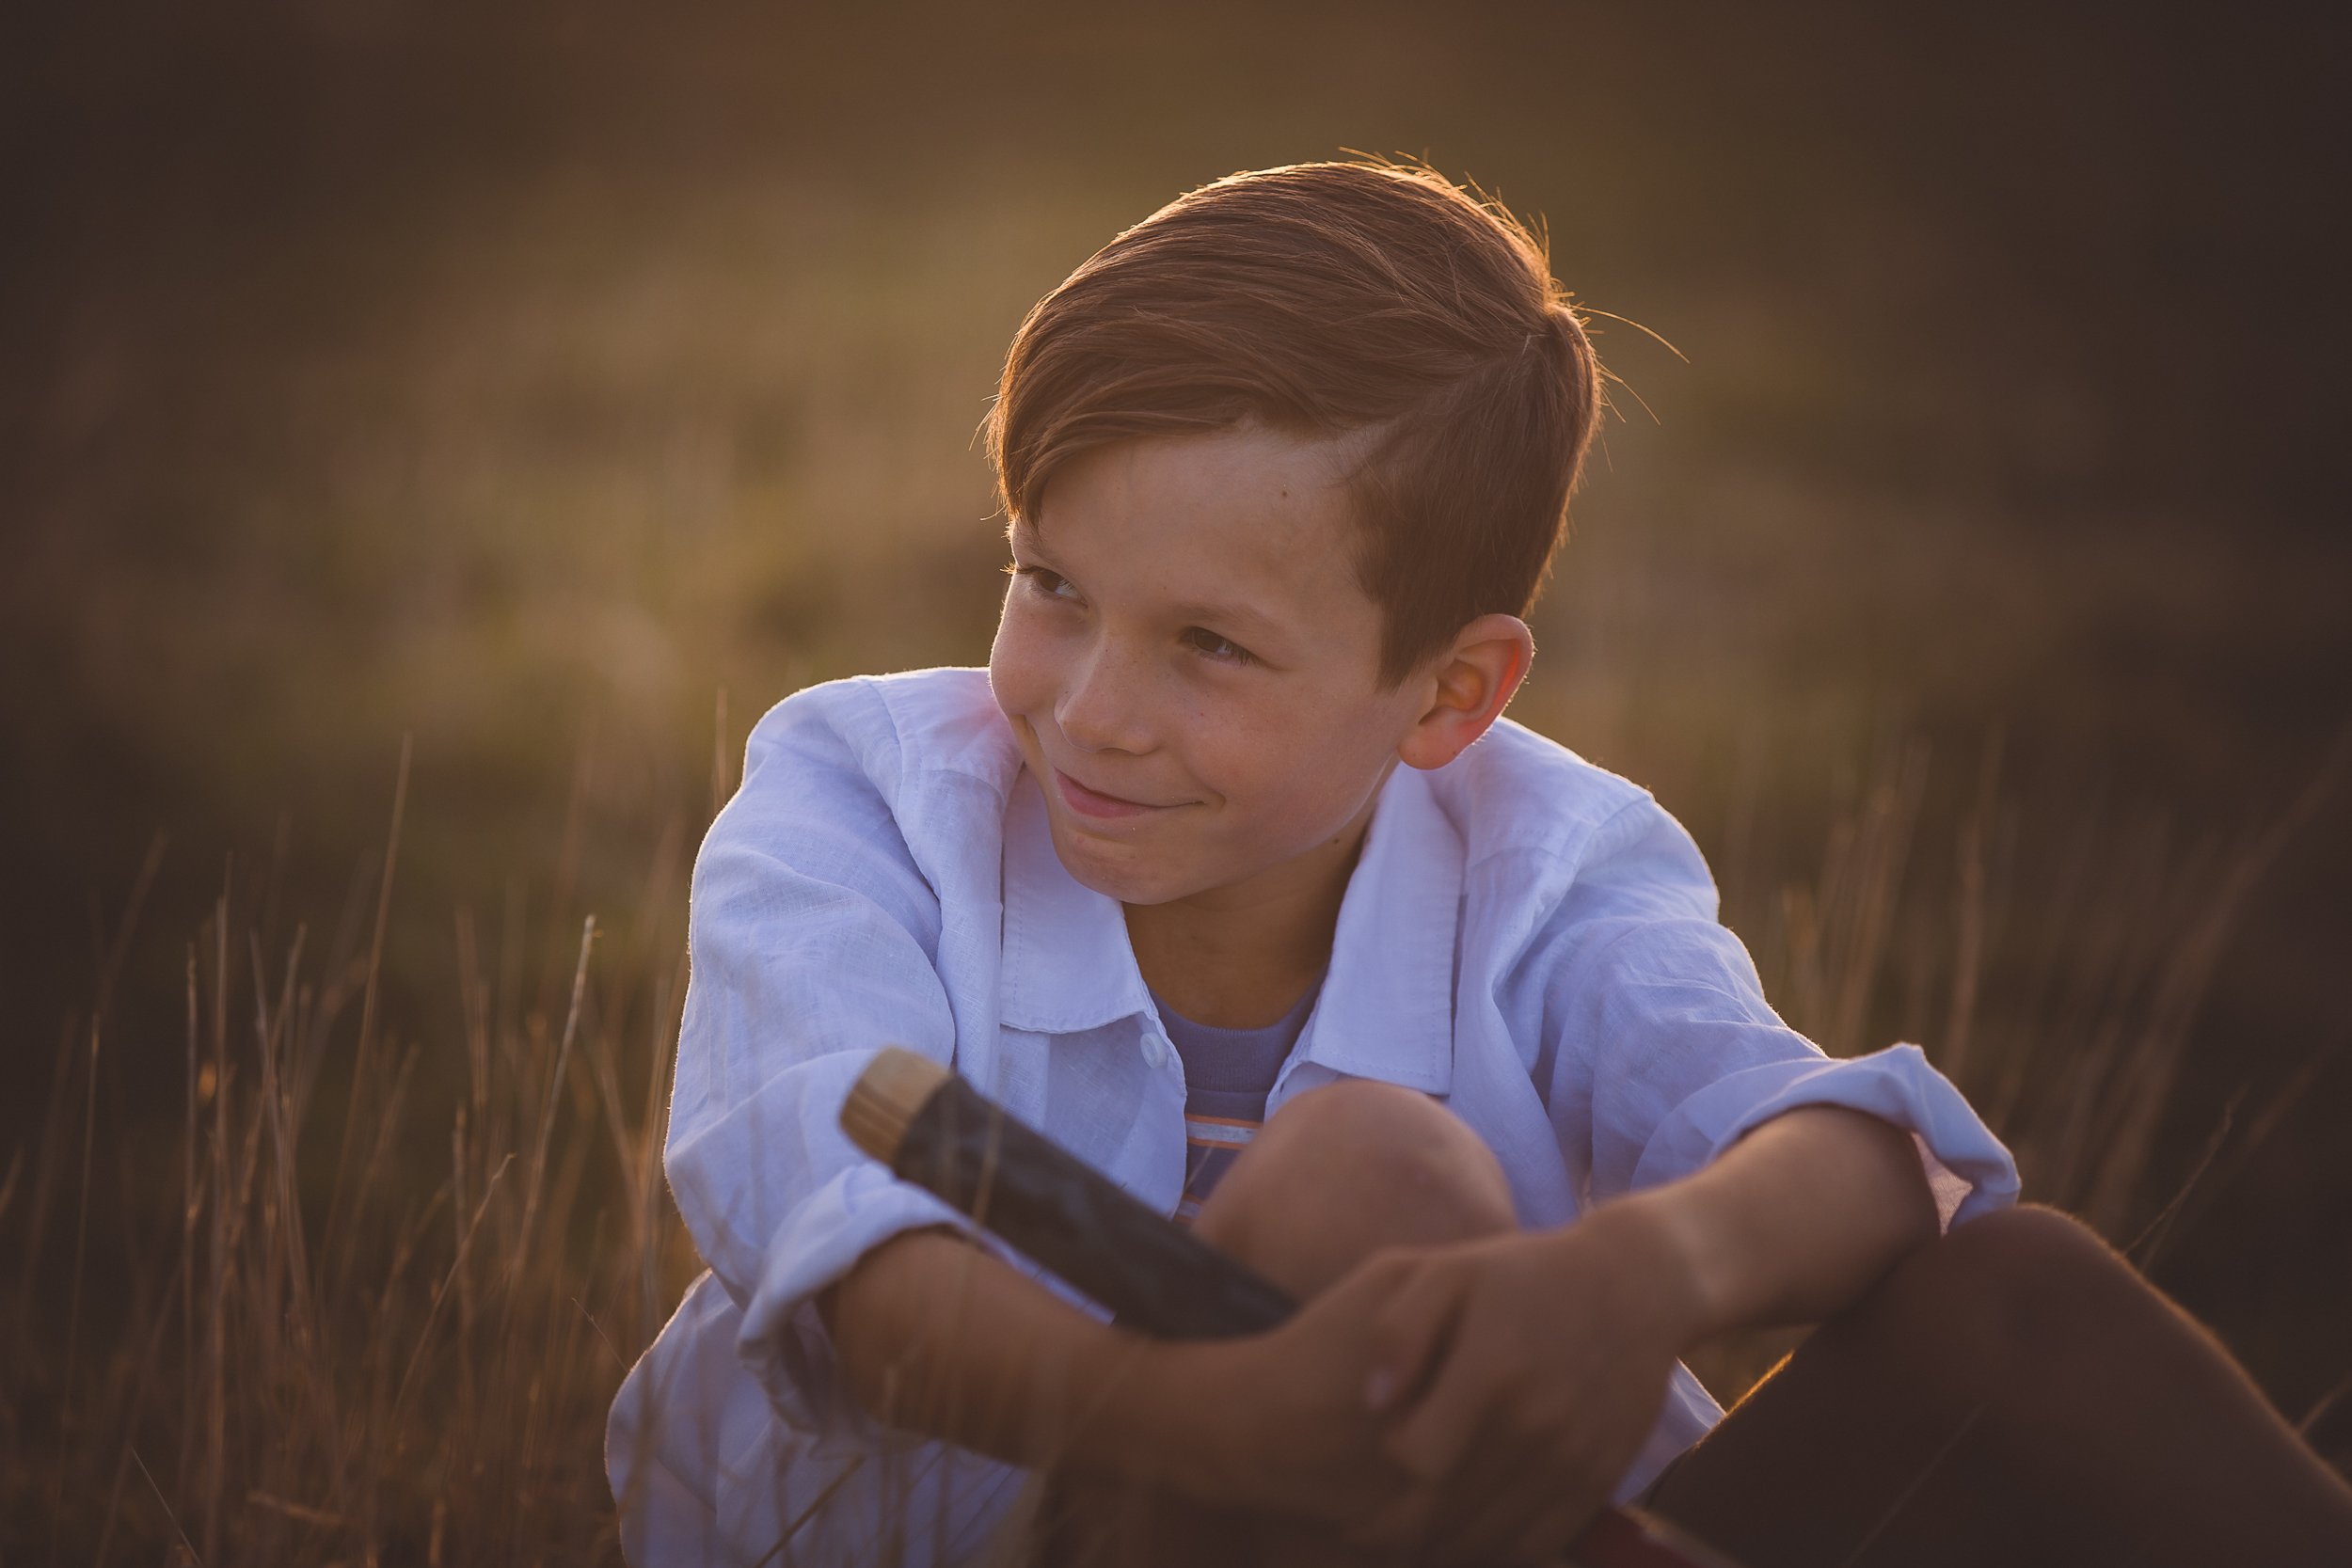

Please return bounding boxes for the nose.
[1056,641,1156,756]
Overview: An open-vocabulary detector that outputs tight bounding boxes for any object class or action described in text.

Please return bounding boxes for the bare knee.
[1194,1079,1516,1297]
[1838,1202,2152,1388]
[1934,1204,2137,1325]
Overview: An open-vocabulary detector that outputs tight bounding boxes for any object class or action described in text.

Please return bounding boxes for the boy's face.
[989,424,1431,909]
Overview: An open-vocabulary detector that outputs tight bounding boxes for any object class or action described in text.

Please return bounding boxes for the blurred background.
[4,0,2349,1549]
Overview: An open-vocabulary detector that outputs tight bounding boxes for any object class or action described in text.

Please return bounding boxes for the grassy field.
[8,712,2344,1561]
[5,5,2349,1560]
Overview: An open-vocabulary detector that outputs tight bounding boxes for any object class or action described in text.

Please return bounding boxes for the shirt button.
[1143,1037,1168,1069]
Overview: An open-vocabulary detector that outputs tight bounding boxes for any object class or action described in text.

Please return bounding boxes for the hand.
[1148,1250,1430,1537]
[1349,1199,1704,1566]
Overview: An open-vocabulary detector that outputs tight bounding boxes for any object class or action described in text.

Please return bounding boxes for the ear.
[1396,614,1534,771]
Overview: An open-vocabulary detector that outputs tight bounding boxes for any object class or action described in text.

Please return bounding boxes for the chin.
[1045,820,1193,906]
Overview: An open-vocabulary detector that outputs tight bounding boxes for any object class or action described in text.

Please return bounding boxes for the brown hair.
[987,159,1606,687]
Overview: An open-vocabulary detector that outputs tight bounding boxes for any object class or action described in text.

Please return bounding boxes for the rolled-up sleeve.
[664,689,1002,1451]
[1533,799,2018,1229]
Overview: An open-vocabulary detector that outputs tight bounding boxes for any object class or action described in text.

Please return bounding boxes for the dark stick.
[839,1047,1743,1568]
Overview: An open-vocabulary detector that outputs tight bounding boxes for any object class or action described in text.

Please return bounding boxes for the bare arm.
[1344,1104,1942,1557]
[817,1221,1421,1523]
[816,1227,1190,1482]
[1624,1102,1943,1340]
[818,1109,1938,1551]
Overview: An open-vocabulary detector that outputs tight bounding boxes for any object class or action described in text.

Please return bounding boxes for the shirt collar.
[1294,764,1459,1096]
[997,763,1463,1098]
[999,770,1154,1034]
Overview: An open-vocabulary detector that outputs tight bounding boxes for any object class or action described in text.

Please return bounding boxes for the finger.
[1378,1301,1507,1483]
[1380,1375,1491,1501]
[1363,1262,1469,1415]
[1334,1243,1424,1299]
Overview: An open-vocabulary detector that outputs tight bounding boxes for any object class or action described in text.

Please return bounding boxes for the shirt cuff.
[1627,1042,2020,1229]
[738,1160,1017,1456]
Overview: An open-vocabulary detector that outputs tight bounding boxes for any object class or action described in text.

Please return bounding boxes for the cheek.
[1214,699,1394,836]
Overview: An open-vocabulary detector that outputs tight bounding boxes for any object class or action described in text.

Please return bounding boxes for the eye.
[1006,562,1079,602]
[1183,626,1256,665]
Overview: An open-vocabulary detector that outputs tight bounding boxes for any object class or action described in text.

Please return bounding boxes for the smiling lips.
[1055,768,1181,820]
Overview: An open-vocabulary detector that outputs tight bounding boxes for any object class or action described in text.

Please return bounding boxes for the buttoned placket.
[1138,1014,1173,1075]
[996,761,1468,1220]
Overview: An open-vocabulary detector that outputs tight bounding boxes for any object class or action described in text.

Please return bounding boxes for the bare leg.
[1031,1080,1518,1568]
[1648,1204,2352,1567]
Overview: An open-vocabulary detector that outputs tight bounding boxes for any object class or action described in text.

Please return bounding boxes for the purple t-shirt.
[1151,977,1324,1227]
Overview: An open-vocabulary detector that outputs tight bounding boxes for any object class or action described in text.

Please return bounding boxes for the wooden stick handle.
[844,1045,1295,1338]
[840,1047,1742,1568]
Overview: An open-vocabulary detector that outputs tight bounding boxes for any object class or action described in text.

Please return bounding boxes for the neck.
[1123,784,1384,1030]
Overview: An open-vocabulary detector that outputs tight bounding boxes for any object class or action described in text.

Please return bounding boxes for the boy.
[609,162,2352,1566]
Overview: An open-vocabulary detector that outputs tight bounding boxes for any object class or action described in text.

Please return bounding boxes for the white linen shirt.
[607,667,2019,1567]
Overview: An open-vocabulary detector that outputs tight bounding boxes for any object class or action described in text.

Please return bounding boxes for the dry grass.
[5,717,2342,1565]
[1681,731,2352,1402]
[1,738,705,1565]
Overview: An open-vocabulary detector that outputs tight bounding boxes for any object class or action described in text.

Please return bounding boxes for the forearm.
[817,1227,1196,1482]
[1622,1104,1941,1341]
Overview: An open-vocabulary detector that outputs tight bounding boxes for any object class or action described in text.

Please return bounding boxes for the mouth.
[1054,768,1183,821]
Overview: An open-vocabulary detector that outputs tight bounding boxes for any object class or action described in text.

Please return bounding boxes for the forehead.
[1021,427,1379,632]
